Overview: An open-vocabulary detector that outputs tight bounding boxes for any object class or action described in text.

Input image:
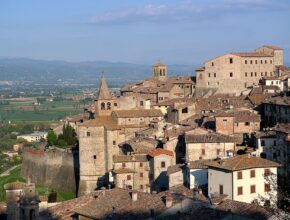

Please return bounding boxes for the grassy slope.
[0,166,75,202]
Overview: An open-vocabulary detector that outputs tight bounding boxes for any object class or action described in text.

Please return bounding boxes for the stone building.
[207,154,280,205]
[121,63,195,105]
[185,128,236,161]
[215,108,261,135]
[148,148,175,192]
[112,154,150,192]
[78,115,147,195]
[196,45,284,95]
[263,95,290,127]
[4,181,40,220]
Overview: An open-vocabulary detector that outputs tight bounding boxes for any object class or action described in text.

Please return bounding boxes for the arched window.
[101,102,105,110]
[107,102,111,110]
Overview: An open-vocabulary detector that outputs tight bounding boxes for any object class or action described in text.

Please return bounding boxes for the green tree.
[47,130,57,146]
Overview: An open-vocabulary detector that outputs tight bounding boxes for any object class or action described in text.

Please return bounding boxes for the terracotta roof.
[263,95,290,106]
[273,123,290,134]
[207,154,280,171]
[112,168,136,174]
[148,148,174,157]
[113,154,148,163]
[215,109,261,123]
[185,131,236,143]
[263,45,283,50]
[113,109,163,118]
[167,164,183,175]
[195,67,205,71]
[231,52,273,57]
[96,77,111,100]
[187,160,211,169]
[81,116,145,130]
[216,199,273,220]
[73,188,167,219]
[4,181,24,190]
[276,65,290,72]
[248,93,272,106]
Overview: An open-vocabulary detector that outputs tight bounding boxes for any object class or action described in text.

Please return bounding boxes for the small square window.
[127,175,131,180]
[202,149,205,155]
[140,162,143,167]
[93,155,96,159]
[265,183,270,192]
[87,131,91,137]
[140,172,143,178]
[113,141,116,145]
[161,161,166,168]
[122,163,126,168]
[229,58,233,64]
[264,169,270,176]
[230,72,233,77]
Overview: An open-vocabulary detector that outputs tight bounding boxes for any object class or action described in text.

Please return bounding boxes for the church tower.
[152,63,167,81]
[95,76,115,116]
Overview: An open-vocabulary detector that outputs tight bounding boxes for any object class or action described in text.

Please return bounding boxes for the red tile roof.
[231,52,273,57]
[148,148,174,157]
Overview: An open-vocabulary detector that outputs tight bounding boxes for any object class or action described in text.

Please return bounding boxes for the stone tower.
[95,76,115,116]
[4,181,40,220]
[152,63,167,81]
[19,182,40,220]
[255,45,283,66]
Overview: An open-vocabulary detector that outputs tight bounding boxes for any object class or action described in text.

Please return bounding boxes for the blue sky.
[1,0,290,65]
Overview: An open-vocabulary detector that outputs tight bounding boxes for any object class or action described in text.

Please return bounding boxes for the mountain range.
[0,58,197,86]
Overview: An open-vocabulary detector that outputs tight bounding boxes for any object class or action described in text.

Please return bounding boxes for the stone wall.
[21,148,79,194]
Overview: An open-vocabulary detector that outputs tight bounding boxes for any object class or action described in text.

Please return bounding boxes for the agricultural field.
[0,166,75,202]
[0,98,86,121]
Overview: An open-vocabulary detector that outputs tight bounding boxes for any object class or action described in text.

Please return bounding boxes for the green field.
[0,166,75,202]
[0,100,85,121]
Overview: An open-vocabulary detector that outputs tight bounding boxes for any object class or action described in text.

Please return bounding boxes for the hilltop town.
[2,45,290,219]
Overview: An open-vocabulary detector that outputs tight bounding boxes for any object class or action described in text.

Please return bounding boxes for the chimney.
[165,195,173,208]
[131,191,138,202]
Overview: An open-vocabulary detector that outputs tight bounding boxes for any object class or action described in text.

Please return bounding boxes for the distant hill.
[0,58,196,87]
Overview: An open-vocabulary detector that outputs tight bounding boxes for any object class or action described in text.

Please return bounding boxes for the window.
[212,62,214,66]
[237,171,243,180]
[255,60,257,64]
[230,72,233,77]
[140,172,143,178]
[217,149,221,155]
[87,131,91,137]
[264,169,270,176]
[251,72,253,77]
[140,101,144,106]
[223,119,227,126]
[265,60,267,64]
[245,60,247,64]
[208,73,211,77]
[107,102,111,110]
[140,162,143,167]
[122,163,126,168]
[127,175,131,180]
[219,185,224,194]
[140,185,144,190]
[161,161,166,168]
[214,73,216,77]
[93,155,96,159]
[261,60,263,64]
[245,72,247,77]
[101,102,105,110]
[270,60,272,64]
[113,141,116,145]
[202,149,205,155]
[250,170,255,178]
[265,72,267,76]
[265,183,271,192]
[255,72,257,77]
[114,103,118,107]
[251,185,256,194]
[207,82,210,86]
[250,60,253,64]
[182,107,188,114]
[238,187,243,195]
[261,72,263,77]
[245,122,250,126]
[229,58,233,64]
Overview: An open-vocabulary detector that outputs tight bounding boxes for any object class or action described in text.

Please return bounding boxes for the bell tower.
[152,63,167,81]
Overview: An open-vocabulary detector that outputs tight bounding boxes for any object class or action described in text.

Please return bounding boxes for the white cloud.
[88,0,290,24]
